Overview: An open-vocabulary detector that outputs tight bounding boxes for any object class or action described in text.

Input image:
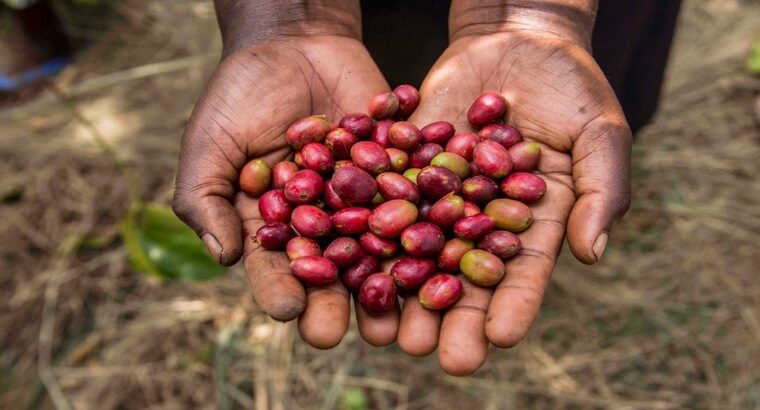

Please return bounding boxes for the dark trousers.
[362,0,682,133]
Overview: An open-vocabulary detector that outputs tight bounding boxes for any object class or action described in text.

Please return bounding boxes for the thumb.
[172,76,251,266]
[172,102,246,266]
[566,117,632,264]
[172,49,310,266]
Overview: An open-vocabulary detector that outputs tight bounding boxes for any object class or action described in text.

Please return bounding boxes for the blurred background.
[1,0,759,409]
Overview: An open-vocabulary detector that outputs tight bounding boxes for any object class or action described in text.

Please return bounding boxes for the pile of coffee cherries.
[239,85,544,314]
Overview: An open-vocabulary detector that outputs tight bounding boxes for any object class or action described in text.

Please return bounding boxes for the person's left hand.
[399,30,632,375]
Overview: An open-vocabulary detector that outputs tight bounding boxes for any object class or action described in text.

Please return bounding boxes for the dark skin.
[173,0,631,375]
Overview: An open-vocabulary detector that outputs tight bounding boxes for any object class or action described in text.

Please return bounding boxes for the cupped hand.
[172,36,400,349]
[401,31,632,375]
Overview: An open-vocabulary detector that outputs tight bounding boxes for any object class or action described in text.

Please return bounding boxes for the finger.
[398,296,441,357]
[236,192,306,322]
[352,257,403,348]
[297,281,351,349]
[438,281,491,376]
[485,168,575,348]
[567,118,632,264]
[354,296,400,347]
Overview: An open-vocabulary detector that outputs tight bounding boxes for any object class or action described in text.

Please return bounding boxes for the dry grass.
[1,0,759,409]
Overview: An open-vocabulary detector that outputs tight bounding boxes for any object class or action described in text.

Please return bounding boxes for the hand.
[401,30,631,374]
[172,35,401,348]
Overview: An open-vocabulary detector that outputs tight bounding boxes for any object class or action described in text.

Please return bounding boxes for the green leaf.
[339,387,368,410]
[120,202,226,281]
[748,41,760,75]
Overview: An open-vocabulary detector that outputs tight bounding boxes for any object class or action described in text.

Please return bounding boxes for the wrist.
[449,0,597,50]
[214,0,362,57]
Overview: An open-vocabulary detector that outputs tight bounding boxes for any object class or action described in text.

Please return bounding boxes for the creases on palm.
[174,36,397,349]
[401,31,630,375]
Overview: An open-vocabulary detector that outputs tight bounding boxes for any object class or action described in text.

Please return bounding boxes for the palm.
[403,32,631,375]
[415,33,619,146]
[175,37,395,348]
[195,37,389,167]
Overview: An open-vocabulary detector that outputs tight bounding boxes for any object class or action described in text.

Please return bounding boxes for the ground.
[1,0,759,409]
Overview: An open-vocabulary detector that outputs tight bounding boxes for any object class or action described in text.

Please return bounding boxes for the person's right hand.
[172,35,400,349]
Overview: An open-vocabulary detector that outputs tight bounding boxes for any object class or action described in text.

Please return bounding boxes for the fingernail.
[201,233,223,263]
[592,233,608,262]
